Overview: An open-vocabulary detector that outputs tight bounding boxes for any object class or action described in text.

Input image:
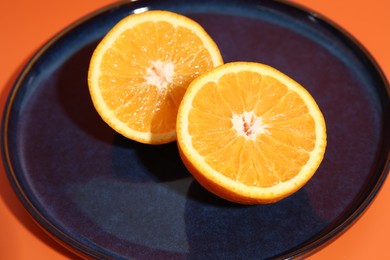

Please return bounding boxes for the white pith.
[144,60,175,90]
[232,111,268,140]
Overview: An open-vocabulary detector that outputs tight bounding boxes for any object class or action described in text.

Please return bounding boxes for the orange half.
[177,62,327,204]
[88,10,223,144]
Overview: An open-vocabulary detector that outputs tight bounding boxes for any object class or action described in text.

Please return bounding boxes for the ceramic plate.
[2,0,390,259]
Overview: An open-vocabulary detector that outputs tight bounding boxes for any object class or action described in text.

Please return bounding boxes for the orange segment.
[177,62,327,204]
[88,10,223,144]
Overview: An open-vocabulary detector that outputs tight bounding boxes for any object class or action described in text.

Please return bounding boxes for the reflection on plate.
[2,0,389,259]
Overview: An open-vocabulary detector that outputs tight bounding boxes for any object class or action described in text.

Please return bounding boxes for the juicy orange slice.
[88,10,223,144]
[177,62,327,204]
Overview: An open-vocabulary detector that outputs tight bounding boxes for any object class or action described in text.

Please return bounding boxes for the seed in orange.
[88,10,223,144]
[177,62,327,204]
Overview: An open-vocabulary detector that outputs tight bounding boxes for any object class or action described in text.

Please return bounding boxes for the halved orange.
[88,10,223,144]
[177,62,327,204]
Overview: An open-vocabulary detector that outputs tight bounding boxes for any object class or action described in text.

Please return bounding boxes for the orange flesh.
[98,21,216,134]
[188,71,316,187]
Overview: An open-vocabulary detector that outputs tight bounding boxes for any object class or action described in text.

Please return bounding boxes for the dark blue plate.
[2,0,390,259]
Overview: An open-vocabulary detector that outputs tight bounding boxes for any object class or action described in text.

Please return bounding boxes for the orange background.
[0,0,389,259]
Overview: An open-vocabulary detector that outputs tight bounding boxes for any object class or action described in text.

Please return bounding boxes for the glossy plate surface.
[2,0,389,259]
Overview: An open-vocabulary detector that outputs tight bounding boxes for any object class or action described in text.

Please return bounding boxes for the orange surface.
[0,0,389,259]
[88,10,223,144]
